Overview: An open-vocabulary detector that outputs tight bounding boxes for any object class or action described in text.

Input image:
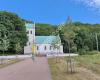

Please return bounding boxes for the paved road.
[0,57,52,80]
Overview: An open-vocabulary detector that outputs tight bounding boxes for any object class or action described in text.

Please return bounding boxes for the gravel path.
[0,57,52,80]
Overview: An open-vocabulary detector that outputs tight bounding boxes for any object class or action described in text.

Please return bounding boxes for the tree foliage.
[0,11,27,54]
[35,23,56,36]
[59,18,100,54]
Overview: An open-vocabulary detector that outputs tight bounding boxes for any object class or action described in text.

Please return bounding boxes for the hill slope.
[35,23,57,36]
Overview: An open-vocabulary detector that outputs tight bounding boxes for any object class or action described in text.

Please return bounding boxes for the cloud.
[73,0,100,10]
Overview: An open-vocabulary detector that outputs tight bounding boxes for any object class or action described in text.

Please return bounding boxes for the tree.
[36,23,56,36]
[0,26,9,64]
[51,35,61,62]
[0,11,27,54]
[51,35,61,50]
[15,42,22,54]
[0,26,9,54]
[58,17,76,73]
[2,34,9,54]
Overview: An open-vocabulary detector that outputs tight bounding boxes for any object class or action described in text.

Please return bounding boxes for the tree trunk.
[96,33,99,51]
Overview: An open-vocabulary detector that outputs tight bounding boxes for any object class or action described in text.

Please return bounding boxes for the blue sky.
[0,0,100,24]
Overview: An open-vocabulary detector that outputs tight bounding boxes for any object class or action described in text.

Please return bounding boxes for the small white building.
[35,36,63,55]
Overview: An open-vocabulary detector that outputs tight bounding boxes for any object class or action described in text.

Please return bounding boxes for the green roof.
[25,23,34,29]
[35,36,61,44]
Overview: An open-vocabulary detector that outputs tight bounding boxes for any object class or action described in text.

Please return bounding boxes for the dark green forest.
[58,22,100,54]
[35,23,56,36]
[0,11,27,54]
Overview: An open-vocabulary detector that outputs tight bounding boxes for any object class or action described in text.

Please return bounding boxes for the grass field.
[48,54,100,80]
[75,54,100,74]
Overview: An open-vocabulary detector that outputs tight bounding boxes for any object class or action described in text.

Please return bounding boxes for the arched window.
[29,42,30,45]
[31,30,32,34]
[44,46,46,50]
[37,46,39,50]
[50,46,52,50]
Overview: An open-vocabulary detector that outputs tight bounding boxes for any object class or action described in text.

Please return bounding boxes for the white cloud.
[74,0,100,10]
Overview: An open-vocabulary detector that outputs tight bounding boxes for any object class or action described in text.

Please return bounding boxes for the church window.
[29,42,30,45]
[50,46,52,50]
[37,46,39,50]
[44,46,46,50]
[31,30,32,34]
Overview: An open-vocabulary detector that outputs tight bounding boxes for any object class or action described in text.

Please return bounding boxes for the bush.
[83,46,89,51]
[0,51,16,56]
[78,49,87,55]
[87,51,99,55]
[71,46,77,53]
[77,46,90,55]
[78,49,99,55]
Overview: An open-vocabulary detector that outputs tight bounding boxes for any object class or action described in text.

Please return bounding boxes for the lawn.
[48,54,100,80]
[75,54,100,74]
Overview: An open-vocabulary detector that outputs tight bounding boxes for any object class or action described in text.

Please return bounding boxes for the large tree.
[0,11,27,54]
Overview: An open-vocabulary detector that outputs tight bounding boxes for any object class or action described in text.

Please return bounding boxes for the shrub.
[87,51,99,55]
[83,46,89,51]
[71,46,77,53]
[78,49,87,55]
[78,50,99,55]
[78,46,90,55]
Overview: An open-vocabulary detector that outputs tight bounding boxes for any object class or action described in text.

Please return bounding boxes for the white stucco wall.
[24,23,35,55]
[26,28,35,46]
[36,44,63,55]
[24,46,32,55]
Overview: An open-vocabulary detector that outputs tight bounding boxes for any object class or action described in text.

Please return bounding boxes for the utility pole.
[96,33,99,51]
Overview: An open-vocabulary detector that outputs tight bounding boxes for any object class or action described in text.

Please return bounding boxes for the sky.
[0,0,100,24]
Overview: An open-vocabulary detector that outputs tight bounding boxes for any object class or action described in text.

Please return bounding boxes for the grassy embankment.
[0,59,22,68]
[48,54,100,80]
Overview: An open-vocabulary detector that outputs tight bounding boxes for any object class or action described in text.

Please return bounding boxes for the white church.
[24,23,63,55]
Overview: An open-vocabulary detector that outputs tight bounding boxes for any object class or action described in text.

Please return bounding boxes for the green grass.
[75,54,100,74]
[48,54,100,80]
